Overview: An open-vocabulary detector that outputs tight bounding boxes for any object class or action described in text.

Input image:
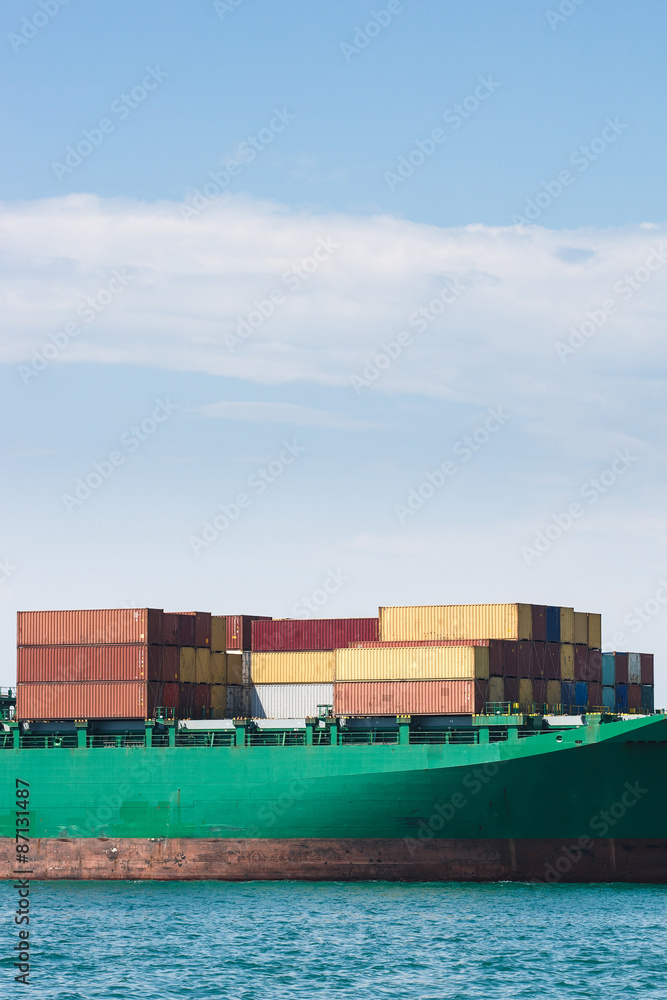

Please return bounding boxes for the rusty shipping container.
[16,644,179,683]
[252,617,379,652]
[335,645,489,682]
[641,653,654,685]
[17,609,164,646]
[163,613,180,645]
[226,615,272,651]
[172,612,212,648]
[251,651,335,684]
[16,680,177,720]
[379,604,534,642]
[333,679,488,716]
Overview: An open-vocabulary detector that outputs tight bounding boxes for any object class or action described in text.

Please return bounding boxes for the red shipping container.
[504,677,519,703]
[543,643,560,680]
[574,645,588,681]
[333,679,487,716]
[227,615,272,651]
[17,644,177,683]
[252,617,379,652]
[502,640,519,677]
[489,641,503,676]
[584,649,602,685]
[532,678,547,705]
[588,682,602,709]
[531,605,546,642]
[179,683,211,718]
[17,609,164,646]
[628,683,642,711]
[350,639,490,648]
[641,653,654,685]
[163,613,180,645]
[17,680,171,720]
[178,614,195,646]
[172,612,212,647]
[516,641,548,679]
[615,652,629,684]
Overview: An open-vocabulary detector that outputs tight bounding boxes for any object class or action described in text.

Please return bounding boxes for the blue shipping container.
[616,683,628,712]
[602,653,615,687]
[641,685,654,713]
[561,680,575,711]
[545,606,561,643]
[602,685,615,709]
[574,681,588,709]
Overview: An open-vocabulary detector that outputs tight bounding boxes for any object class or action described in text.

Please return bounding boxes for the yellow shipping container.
[573,612,588,645]
[195,648,211,683]
[227,652,243,685]
[379,604,532,642]
[210,684,227,710]
[335,645,489,682]
[546,680,561,706]
[179,646,196,683]
[519,678,533,711]
[251,651,335,684]
[489,676,504,703]
[211,616,227,652]
[587,613,602,649]
[210,652,226,685]
[560,644,574,680]
[559,608,575,644]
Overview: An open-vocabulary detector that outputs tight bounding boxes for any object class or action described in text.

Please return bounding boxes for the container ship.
[1,603,665,883]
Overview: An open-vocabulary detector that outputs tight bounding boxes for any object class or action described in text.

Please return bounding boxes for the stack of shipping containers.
[250,618,379,718]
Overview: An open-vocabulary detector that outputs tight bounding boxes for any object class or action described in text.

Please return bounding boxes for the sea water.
[1,880,666,998]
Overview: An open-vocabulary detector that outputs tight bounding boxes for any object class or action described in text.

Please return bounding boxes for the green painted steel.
[1,715,665,842]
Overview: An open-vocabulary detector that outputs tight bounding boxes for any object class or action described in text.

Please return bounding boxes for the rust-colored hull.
[3,837,667,882]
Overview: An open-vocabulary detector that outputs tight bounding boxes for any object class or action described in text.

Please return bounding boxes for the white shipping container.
[251,683,334,719]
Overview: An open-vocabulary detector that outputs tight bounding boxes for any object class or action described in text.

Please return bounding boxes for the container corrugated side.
[16,680,172,720]
[349,639,490,649]
[210,684,227,710]
[378,604,532,642]
[17,609,163,646]
[333,680,486,716]
[252,618,379,652]
[334,645,488,682]
[16,644,178,683]
[559,608,575,644]
[640,654,654,685]
[226,615,272,651]
[251,651,335,684]
[587,613,602,649]
[251,683,334,719]
[226,684,248,717]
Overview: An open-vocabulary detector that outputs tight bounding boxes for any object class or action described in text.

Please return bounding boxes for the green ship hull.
[2,714,666,881]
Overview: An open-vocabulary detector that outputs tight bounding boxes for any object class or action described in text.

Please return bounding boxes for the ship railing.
[339,729,399,745]
[18,733,79,749]
[87,734,146,748]
[409,729,478,745]
[246,730,306,747]
[175,730,236,747]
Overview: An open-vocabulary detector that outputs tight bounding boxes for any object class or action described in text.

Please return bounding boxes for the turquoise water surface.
[1,881,666,998]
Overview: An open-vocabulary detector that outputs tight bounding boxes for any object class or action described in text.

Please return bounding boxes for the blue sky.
[2,0,667,699]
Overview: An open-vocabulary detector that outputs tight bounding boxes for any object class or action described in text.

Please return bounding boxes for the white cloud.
[195,400,381,430]
[2,192,666,432]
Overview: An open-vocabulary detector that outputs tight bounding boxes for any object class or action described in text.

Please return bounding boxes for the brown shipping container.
[559,608,575,644]
[615,652,629,684]
[179,683,211,717]
[210,652,226,685]
[195,648,211,683]
[17,644,178,683]
[226,615,272,651]
[174,612,211,647]
[628,684,642,711]
[179,647,196,683]
[333,679,488,716]
[163,613,180,645]
[252,617,379,652]
[17,609,163,646]
[16,680,175,720]
[582,649,602,685]
[533,678,547,705]
[543,643,560,680]
[641,653,654,685]
[531,606,546,642]
[488,677,504,703]
[379,604,533,642]
[574,645,588,681]
[587,613,602,649]
[178,614,195,646]
[227,653,243,685]
[588,682,602,709]
[504,677,519,704]
[502,640,519,677]
[211,616,227,652]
